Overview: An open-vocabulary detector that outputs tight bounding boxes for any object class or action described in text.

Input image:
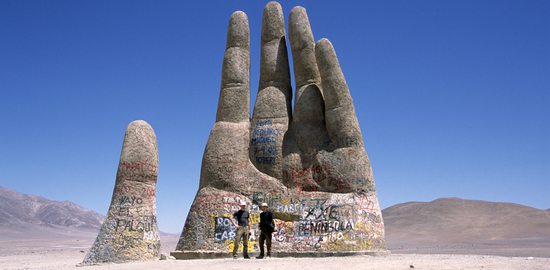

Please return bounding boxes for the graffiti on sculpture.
[251,119,280,165]
[201,192,384,252]
[214,216,236,242]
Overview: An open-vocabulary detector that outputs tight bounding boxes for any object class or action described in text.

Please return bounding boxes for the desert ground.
[1,234,549,270]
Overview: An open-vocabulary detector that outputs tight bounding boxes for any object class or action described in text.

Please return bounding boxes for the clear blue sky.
[1,1,548,233]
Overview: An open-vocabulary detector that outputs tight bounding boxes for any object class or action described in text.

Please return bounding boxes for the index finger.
[216,11,250,123]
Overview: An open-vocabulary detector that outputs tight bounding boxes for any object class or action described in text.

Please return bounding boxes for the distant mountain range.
[383,197,550,244]
[383,197,550,257]
[0,186,104,239]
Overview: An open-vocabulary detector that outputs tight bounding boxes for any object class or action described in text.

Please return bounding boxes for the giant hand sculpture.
[174,2,386,257]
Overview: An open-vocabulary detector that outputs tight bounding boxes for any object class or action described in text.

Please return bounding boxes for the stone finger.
[216,11,250,123]
[315,38,363,148]
[250,2,292,180]
[82,120,160,264]
[289,6,321,98]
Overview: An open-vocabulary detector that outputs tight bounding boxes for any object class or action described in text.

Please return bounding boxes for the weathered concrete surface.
[175,2,386,257]
[82,120,160,265]
[175,188,385,255]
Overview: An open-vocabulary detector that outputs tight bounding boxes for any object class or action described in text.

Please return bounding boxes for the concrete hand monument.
[174,2,386,257]
[82,120,160,264]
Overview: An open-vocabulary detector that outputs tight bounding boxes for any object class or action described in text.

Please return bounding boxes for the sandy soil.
[1,236,549,270]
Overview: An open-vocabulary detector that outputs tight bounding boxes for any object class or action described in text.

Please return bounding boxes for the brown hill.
[0,186,104,239]
[383,198,550,257]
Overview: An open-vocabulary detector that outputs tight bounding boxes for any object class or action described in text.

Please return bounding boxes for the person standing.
[231,201,251,259]
[256,202,274,259]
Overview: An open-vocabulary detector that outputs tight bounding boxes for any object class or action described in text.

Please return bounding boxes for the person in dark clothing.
[256,202,274,259]
[231,201,250,259]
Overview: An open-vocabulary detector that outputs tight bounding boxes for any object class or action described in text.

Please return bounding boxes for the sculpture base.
[176,188,387,254]
[170,250,390,260]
